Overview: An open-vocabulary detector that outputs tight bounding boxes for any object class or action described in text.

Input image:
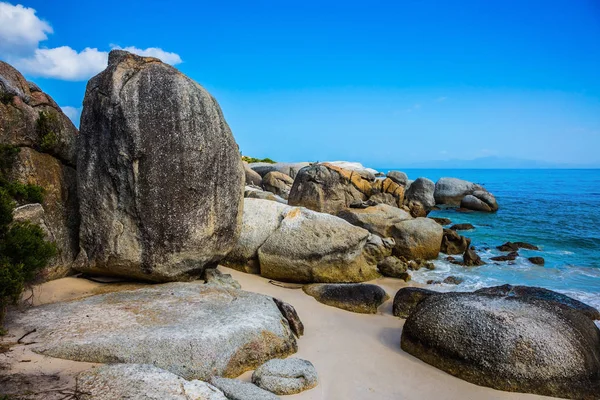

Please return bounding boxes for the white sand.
[0,270,557,399]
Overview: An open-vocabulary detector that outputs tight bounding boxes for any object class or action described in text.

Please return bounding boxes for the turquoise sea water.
[381,169,600,311]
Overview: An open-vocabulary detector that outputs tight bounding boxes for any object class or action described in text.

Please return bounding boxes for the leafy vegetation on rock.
[242,155,276,164]
[36,110,60,152]
[0,146,55,325]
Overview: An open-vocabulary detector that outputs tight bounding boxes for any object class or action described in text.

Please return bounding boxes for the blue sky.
[1,0,599,167]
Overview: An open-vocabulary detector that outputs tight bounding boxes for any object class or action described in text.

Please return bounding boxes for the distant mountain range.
[390,156,600,169]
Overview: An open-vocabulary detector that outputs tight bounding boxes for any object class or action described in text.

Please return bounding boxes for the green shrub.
[0,144,19,172]
[242,156,277,164]
[36,110,60,152]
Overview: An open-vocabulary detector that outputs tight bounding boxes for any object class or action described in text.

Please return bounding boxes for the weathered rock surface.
[210,377,279,400]
[434,177,481,205]
[401,293,600,399]
[77,50,244,282]
[474,284,600,320]
[390,218,443,260]
[258,207,381,283]
[244,163,263,186]
[529,256,545,265]
[387,170,408,186]
[262,171,294,199]
[273,298,304,337]
[204,268,241,290]
[1,61,79,281]
[450,223,475,231]
[252,358,318,395]
[490,251,518,262]
[440,229,471,255]
[224,199,290,274]
[337,204,412,238]
[303,283,389,314]
[392,287,438,318]
[497,241,539,251]
[244,186,287,204]
[429,217,452,226]
[325,161,378,180]
[76,364,227,400]
[461,190,499,212]
[250,162,310,179]
[6,282,297,380]
[462,247,485,266]
[404,177,435,212]
[377,256,409,280]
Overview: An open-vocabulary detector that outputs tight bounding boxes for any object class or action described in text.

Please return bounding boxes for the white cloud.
[61,105,82,125]
[14,46,108,81]
[111,45,182,65]
[1,3,182,81]
[0,2,52,54]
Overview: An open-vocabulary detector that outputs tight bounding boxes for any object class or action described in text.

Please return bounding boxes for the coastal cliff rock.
[7,282,297,380]
[262,171,294,199]
[76,364,228,400]
[1,61,79,280]
[258,206,381,283]
[401,293,600,399]
[77,50,244,282]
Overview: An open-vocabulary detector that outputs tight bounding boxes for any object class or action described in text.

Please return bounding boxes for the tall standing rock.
[77,50,244,281]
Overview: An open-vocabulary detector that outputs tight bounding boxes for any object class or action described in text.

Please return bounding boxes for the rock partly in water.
[77,50,244,282]
[390,217,443,260]
[262,171,294,199]
[460,190,499,212]
[450,223,475,231]
[529,256,545,265]
[475,284,600,320]
[462,247,485,266]
[497,241,540,251]
[490,252,519,262]
[258,207,381,283]
[392,287,438,318]
[337,204,412,238]
[429,217,452,226]
[401,293,600,399]
[76,364,227,400]
[252,358,318,395]
[434,177,481,205]
[440,229,471,255]
[303,283,389,314]
[273,298,304,337]
[209,377,279,400]
[6,282,297,380]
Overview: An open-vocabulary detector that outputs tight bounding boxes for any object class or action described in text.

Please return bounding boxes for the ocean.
[381,168,600,311]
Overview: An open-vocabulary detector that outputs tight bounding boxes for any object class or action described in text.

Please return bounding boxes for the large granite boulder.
[258,207,381,283]
[324,161,378,180]
[1,61,79,280]
[434,177,481,205]
[244,186,287,204]
[7,282,297,380]
[392,287,438,318]
[209,377,279,400]
[404,177,435,212]
[337,204,412,238]
[401,293,600,399]
[244,162,263,186]
[390,217,443,260]
[223,199,290,274]
[386,170,408,186]
[262,171,294,199]
[76,364,227,400]
[77,50,244,282]
[303,283,389,314]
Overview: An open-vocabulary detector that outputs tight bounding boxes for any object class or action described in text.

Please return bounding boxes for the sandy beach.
[1,268,558,400]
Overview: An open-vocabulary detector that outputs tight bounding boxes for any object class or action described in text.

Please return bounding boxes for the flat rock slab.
[76,364,227,400]
[210,377,279,400]
[252,358,318,395]
[7,283,297,380]
[303,283,389,314]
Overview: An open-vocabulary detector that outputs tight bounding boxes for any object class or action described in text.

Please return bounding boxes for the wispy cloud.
[435,96,448,102]
[60,105,82,126]
[0,2,182,81]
